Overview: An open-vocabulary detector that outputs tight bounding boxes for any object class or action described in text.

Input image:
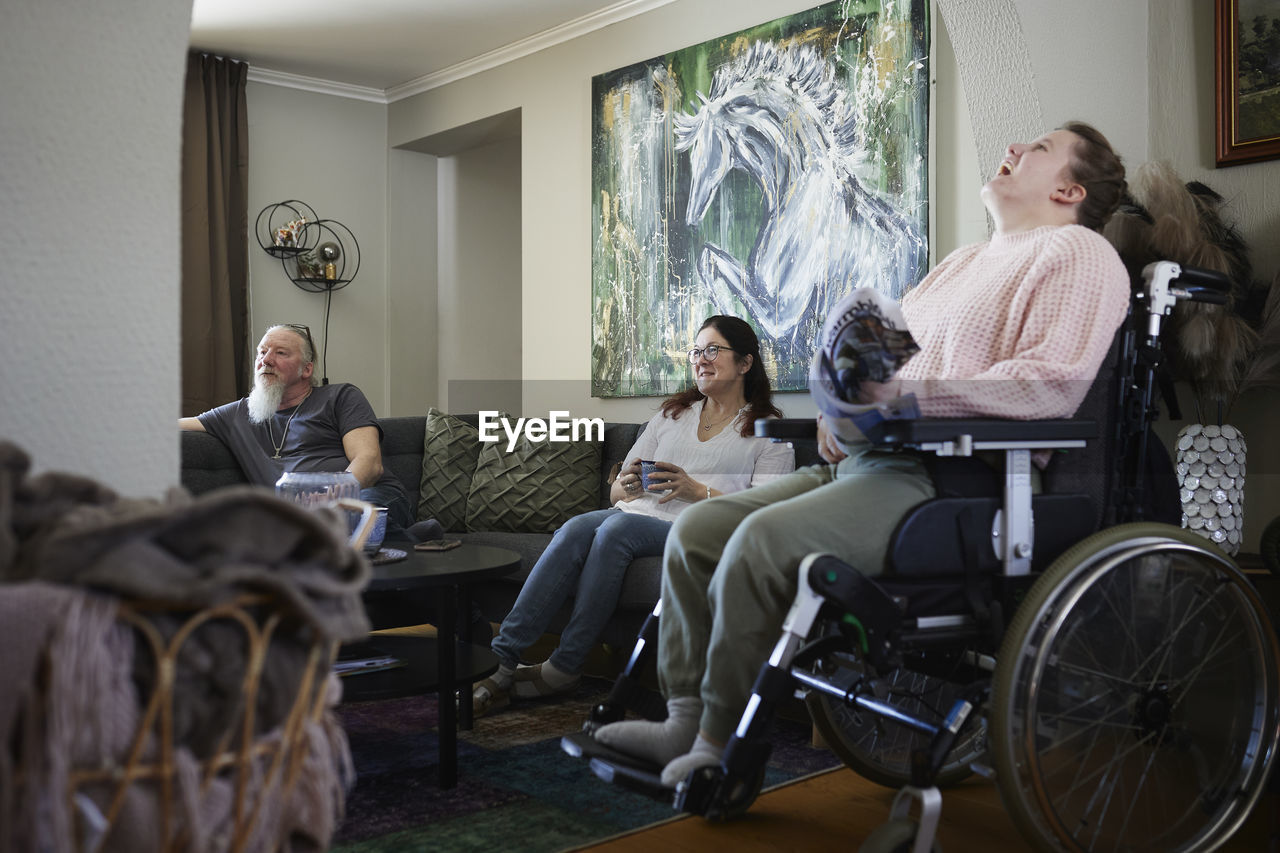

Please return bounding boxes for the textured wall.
[243,82,393,413]
[939,0,1147,180]
[0,0,192,497]
[937,0,1045,184]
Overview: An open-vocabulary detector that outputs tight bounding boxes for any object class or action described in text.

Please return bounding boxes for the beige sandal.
[511,662,580,699]
[470,676,511,717]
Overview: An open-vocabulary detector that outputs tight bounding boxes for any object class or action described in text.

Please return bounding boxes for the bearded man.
[180,323,413,535]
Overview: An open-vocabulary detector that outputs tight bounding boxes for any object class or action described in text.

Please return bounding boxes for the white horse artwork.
[673,41,926,342]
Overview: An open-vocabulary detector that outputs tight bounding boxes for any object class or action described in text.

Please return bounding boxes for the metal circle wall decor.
[255,199,318,258]
[254,200,360,292]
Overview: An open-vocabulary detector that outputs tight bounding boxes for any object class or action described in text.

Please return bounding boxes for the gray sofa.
[181,414,818,649]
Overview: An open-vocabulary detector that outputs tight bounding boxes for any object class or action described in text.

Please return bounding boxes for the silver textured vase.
[1176,424,1246,555]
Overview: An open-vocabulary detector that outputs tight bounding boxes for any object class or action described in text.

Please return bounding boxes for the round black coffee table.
[340,543,520,788]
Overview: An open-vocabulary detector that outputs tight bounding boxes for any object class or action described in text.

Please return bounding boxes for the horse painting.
[673,41,926,343]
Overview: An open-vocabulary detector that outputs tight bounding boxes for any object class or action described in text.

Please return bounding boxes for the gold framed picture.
[1216,0,1280,166]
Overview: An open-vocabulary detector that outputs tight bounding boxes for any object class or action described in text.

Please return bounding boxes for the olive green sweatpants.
[657,447,935,741]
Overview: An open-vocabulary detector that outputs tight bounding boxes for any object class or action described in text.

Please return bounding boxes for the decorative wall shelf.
[254,200,361,293]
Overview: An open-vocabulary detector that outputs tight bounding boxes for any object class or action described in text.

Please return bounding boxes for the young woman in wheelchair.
[591,120,1133,787]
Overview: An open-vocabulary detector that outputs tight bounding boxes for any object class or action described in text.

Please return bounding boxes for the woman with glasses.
[472,315,795,716]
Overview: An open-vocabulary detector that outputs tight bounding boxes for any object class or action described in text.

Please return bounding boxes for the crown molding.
[385,0,676,102]
[246,66,389,104]
[246,0,676,104]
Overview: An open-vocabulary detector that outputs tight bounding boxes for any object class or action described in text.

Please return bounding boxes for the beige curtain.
[181,52,249,416]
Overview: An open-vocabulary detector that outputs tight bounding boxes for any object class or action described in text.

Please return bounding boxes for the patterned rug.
[332,677,841,852]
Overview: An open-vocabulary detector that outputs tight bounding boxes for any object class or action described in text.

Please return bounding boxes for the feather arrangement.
[1103,161,1275,422]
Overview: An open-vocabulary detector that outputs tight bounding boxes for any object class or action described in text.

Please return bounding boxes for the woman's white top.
[615,400,796,522]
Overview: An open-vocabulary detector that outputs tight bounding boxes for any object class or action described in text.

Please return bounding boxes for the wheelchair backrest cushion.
[888,494,1097,578]
[1040,334,1120,529]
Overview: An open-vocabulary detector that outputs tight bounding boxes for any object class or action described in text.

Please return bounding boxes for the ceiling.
[189,0,668,96]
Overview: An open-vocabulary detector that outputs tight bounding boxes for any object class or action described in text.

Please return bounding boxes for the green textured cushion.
[465,434,602,534]
[418,409,483,531]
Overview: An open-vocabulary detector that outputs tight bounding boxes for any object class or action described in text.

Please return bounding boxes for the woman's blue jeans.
[491,508,672,675]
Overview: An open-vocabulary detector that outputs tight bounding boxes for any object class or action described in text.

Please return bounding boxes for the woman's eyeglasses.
[687,345,736,363]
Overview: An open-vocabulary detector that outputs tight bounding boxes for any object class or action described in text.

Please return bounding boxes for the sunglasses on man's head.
[282,323,316,361]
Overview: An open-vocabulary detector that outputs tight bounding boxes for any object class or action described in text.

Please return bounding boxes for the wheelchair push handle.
[1171,264,1231,304]
[1142,260,1231,309]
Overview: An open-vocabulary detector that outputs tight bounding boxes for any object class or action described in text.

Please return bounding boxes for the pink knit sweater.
[895,224,1129,420]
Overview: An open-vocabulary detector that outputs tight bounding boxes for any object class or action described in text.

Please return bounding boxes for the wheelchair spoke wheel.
[991,523,1280,852]
[807,630,986,789]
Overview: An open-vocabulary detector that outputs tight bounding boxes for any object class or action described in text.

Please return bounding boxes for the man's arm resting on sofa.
[179,417,206,432]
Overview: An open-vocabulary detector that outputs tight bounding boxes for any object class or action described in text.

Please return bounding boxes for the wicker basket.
[15,593,344,853]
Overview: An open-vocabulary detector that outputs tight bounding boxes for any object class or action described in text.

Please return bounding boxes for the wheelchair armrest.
[755,417,1097,455]
[755,418,817,440]
[866,418,1097,453]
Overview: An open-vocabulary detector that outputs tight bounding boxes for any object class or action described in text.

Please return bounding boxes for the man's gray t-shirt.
[197,383,407,502]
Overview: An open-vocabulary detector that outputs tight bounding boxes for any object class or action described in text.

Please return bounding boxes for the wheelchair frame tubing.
[588,600,666,727]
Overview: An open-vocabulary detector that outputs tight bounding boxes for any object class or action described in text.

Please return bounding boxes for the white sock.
[660,734,724,787]
[592,696,701,766]
[535,659,578,688]
[491,662,515,691]
[512,659,579,698]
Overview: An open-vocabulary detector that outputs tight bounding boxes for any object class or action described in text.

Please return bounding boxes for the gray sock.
[592,696,701,766]
[660,733,724,787]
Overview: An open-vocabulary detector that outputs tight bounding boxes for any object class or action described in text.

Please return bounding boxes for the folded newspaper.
[809,287,921,443]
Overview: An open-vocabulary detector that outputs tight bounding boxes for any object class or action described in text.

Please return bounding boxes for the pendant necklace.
[268,388,313,459]
[701,402,746,432]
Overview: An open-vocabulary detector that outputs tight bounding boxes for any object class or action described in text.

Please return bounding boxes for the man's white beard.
[247,376,287,424]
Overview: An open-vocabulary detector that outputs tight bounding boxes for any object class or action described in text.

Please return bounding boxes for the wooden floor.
[581,766,1278,852]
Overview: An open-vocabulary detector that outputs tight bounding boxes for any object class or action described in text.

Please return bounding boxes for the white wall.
[387,148,439,415]
[436,136,523,415]
[244,82,393,412]
[389,0,832,425]
[0,0,191,496]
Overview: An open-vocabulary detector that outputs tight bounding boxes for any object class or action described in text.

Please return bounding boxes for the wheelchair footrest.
[561,731,665,774]
[588,756,673,801]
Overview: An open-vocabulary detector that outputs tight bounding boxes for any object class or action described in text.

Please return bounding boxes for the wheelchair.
[562,261,1280,852]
